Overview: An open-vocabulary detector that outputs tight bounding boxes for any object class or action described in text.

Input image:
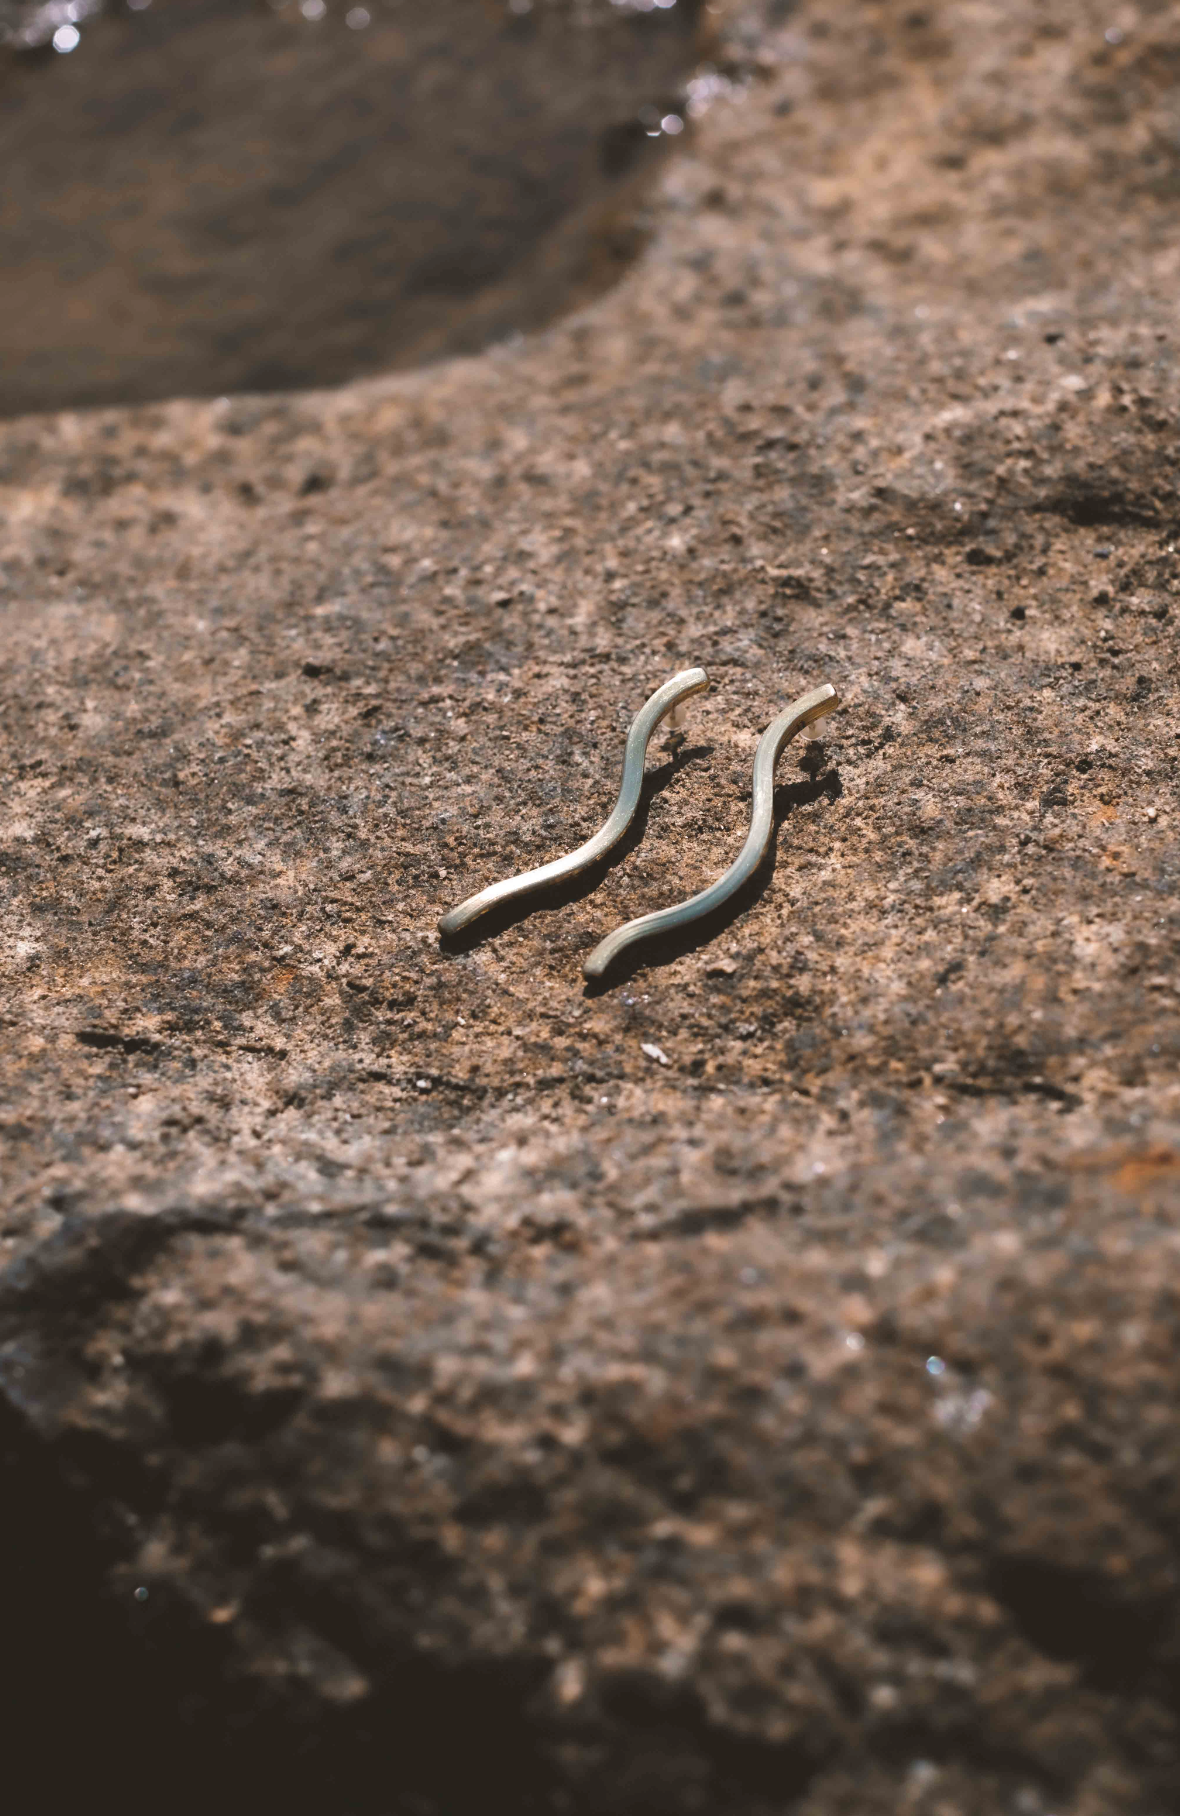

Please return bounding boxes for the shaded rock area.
[2,1,1180,1811]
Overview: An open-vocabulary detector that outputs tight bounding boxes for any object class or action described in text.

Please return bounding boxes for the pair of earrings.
[438,668,841,980]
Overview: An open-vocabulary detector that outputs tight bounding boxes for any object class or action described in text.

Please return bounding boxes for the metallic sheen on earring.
[583,681,840,980]
[438,667,709,938]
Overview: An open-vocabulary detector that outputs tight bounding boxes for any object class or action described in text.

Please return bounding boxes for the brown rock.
[2,2,1179,1812]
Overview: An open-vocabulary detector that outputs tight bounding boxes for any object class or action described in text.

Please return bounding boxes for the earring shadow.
[582,766,843,994]
[439,743,714,954]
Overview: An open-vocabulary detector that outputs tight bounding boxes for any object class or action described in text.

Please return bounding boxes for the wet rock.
[0,0,701,414]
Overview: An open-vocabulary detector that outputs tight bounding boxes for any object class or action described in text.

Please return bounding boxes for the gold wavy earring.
[583,682,840,979]
[438,666,709,938]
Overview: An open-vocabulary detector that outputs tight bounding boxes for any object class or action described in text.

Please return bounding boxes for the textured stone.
[2,2,1179,1813]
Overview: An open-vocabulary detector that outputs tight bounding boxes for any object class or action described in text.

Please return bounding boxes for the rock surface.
[2,2,1180,1812]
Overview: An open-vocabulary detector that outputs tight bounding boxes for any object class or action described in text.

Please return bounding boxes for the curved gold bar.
[583,682,840,980]
[438,666,709,937]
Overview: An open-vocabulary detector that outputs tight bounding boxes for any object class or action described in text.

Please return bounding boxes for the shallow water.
[0,0,704,416]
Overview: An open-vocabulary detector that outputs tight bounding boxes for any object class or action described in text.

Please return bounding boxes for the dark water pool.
[0,0,705,416]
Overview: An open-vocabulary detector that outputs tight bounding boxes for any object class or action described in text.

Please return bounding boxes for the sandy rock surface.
[2,2,1180,1812]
